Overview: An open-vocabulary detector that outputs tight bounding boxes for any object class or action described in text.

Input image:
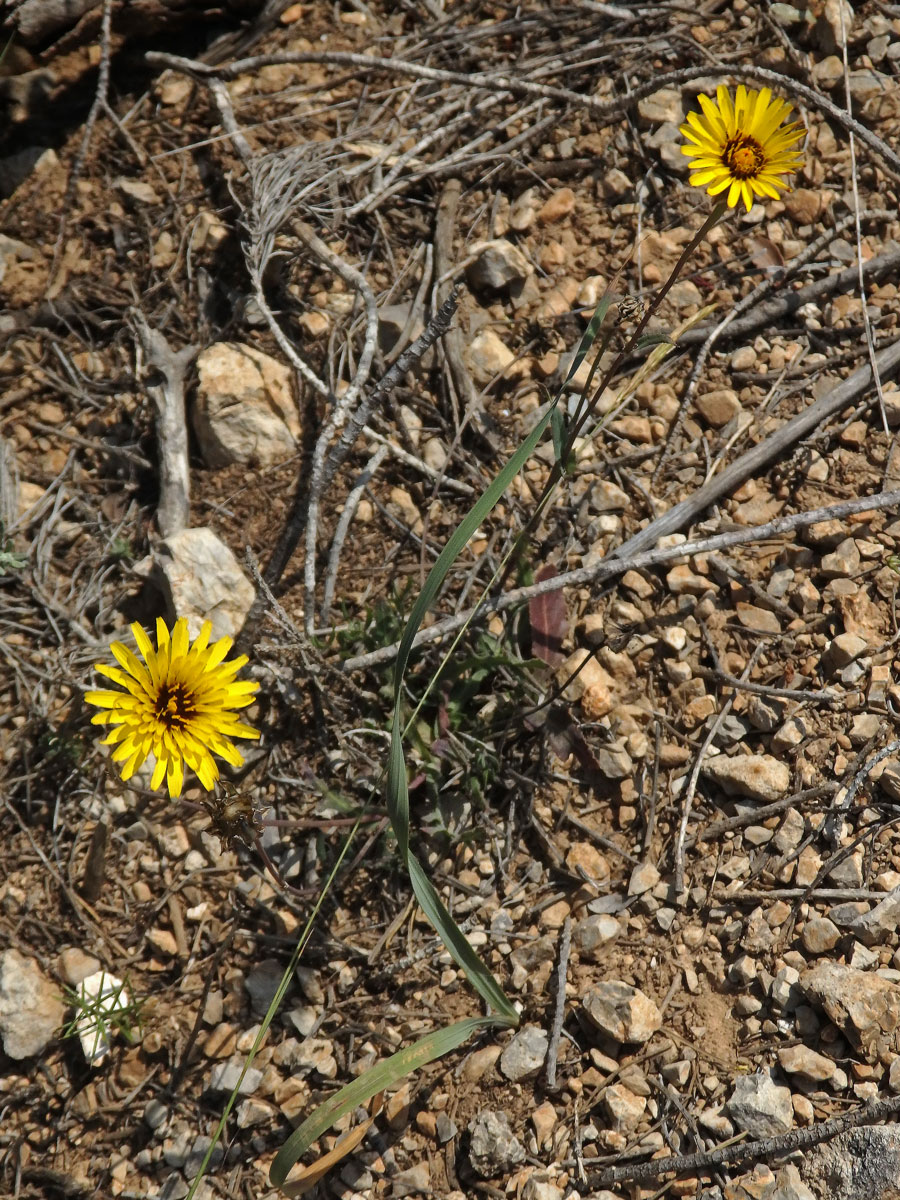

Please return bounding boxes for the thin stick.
[321,287,462,496]
[206,78,328,399]
[50,0,114,286]
[300,218,379,632]
[715,887,898,902]
[673,645,763,894]
[838,0,888,433]
[826,738,900,849]
[342,484,900,672]
[685,783,837,851]
[360,426,474,495]
[545,916,572,1093]
[676,245,900,348]
[321,445,388,620]
[692,666,835,704]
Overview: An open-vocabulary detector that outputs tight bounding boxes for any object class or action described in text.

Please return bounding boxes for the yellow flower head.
[680,84,805,212]
[86,617,260,798]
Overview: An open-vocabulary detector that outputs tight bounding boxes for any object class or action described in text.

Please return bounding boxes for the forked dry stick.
[343,338,900,672]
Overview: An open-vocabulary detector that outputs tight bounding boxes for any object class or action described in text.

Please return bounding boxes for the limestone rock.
[776,1044,836,1082]
[696,388,741,428]
[509,187,539,232]
[582,981,661,1044]
[74,970,131,1065]
[557,649,616,719]
[725,1072,792,1138]
[153,526,255,642]
[572,914,621,960]
[638,87,683,125]
[194,342,299,468]
[0,949,65,1059]
[849,886,900,945]
[627,862,660,896]
[783,188,827,225]
[801,917,841,955]
[467,1110,525,1177]
[499,1025,548,1082]
[207,1059,264,1095]
[603,1083,645,1132]
[537,188,575,224]
[772,1165,816,1200]
[703,753,791,802]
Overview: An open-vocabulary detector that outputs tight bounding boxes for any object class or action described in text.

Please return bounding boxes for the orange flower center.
[155,681,196,730]
[723,134,765,179]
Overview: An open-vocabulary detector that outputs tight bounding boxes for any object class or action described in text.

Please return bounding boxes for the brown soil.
[2,3,900,1200]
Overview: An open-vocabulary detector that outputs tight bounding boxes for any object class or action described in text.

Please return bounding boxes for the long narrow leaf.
[567,293,613,383]
[385,400,556,1014]
[408,854,518,1020]
[270,1016,502,1187]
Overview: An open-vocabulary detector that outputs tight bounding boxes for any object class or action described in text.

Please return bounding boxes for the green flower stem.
[503,199,727,583]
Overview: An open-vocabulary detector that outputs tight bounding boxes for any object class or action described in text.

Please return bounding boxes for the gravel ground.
[2,2,900,1199]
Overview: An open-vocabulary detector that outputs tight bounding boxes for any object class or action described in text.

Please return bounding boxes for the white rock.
[603,1083,645,1131]
[801,917,841,954]
[117,177,160,205]
[207,1059,264,1095]
[467,1110,525,1177]
[777,1044,836,1082]
[422,436,448,473]
[153,526,255,641]
[628,862,660,896]
[800,961,900,1061]
[703,753,791,802]
[0,949,66,1059]
[638,87,683,125]
[509,187,539,232]
[850,886,900,945]
[772,1164,816,1200]
[572,914,621,960]
[522,1178,563,1200]
[193,342,299,467]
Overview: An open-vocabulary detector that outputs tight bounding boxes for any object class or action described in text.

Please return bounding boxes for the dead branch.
[144,53,900,181]
[342,485,900,674]
[582,1095,900,1189]
[133,314,197,539]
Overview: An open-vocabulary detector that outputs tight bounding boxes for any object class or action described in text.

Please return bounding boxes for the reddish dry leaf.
[529,565,568,667]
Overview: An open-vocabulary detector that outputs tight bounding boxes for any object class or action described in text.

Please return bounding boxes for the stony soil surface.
[3,2,900,1199]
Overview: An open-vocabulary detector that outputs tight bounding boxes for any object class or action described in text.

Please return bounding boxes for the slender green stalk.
[185,821,362,1200]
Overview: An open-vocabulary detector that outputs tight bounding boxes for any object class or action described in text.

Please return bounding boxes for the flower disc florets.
[680,84,805,211]
[86,617,260,798]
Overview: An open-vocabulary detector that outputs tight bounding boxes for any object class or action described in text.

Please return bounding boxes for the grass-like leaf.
[270,1016,499,1187]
